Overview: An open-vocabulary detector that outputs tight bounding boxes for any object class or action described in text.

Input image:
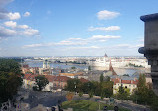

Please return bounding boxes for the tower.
[109,59,117,75]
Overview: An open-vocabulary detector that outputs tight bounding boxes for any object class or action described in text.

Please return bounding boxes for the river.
[25,60,150,76]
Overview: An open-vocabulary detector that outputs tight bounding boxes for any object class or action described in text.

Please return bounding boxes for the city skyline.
[0,0,157,56]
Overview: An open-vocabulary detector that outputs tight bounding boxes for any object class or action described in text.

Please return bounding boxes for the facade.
[59,72,84,78]
[111,77,138,94]
[23,74,71,91]
[23,74,89,91]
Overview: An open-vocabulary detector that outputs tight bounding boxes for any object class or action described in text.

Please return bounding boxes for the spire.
[109,59,117,75]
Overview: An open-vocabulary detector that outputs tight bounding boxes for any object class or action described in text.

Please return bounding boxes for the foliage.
[82,82,95,94]
[100,74,104,83]
[62,100,131,111]
[128,63,143,67]
[66,92,74,101]
[104,76,110,82]
[88,66,91,71]
[0,59,23,103]
[101,81,113,97]
[71,66,76,69]
[116,85,130,100]
[79,92,83,97]
[34,75,49,91]
[131,74,158,110]
[65,78,113,98]
[65,78,81,92]
[88,91,94,98]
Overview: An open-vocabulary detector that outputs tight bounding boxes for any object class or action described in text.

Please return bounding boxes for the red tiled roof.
[80,78,89,83]
[24,74,71,82]
[111,78,138,85]
[23,74,37,81]
[45,75,70,82]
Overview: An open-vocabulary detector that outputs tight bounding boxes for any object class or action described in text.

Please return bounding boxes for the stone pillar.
[139,13,158,95]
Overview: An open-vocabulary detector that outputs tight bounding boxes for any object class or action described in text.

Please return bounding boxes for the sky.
[0,0,157,57]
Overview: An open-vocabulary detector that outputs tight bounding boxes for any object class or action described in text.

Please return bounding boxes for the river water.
[25,60,150,76]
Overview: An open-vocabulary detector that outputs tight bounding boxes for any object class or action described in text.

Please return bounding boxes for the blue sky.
[0,0,157,57]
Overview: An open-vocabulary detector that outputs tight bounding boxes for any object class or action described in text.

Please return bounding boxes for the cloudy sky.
[0,0,157,57]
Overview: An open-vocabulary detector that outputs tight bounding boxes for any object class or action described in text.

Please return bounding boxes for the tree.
[117,84,130,100]
[71,66,76,70]
[79,92,83,98]
[65,78,81,92]
[82,82,95,94]
[88,90,94,98]
[100,74,104,83]
[34,75,49,91]
[131,74,155,105]
[137,74,146,88]
[88,66,91,71]
[104,76,110,82]
[0,59,23,103]
[66,92,74,101]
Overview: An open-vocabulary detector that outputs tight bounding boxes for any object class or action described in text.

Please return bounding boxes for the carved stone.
[139,13,158,96]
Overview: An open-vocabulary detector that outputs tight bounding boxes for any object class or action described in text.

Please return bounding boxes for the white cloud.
[23,34,120,48]
[91,35,120,40]
[4,21,29,29]
[0,1,21,20]
[18,25,29,29]
[88,26,120,31]
[55,40,86,46]
[0,26,17,37]
[24,12,30,17]
[23,28,39,36]
[23,43,43,48]
[4,21,17,28]
[115,44,131,48]
[68,46,100,50]
[113,44,144,49]
[7,12,21,20]
[97,10,120,20]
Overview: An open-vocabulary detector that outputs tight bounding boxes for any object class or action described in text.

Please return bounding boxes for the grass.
[62,100,131,111]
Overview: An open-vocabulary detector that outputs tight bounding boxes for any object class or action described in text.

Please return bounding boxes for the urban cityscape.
[0,0,158,111]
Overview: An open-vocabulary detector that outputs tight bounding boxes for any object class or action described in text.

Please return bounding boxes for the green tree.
[131,74,157,105]
[71,66,76,69]
[88,66,91,71]
[137,74,146,88]
[88,90,94,98]
[65,78,81,92]
[34,75,49,91]
[105,76,110,82]
[100,74,104,83]
[79,92,83,97]
[101,81,113,97]
[82,82,95,94]
[0,59,23,103]
[117,85,130,100]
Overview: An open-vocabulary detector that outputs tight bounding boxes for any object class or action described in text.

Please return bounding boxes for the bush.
[66,92,74,101]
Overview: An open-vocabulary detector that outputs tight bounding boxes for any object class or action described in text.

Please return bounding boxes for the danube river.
[25,60,150,76]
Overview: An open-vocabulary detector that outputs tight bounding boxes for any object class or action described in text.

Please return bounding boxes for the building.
[59,72,84,78]
[111,76,138,94]
[23,74,70,91]
[23,74,89,91]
